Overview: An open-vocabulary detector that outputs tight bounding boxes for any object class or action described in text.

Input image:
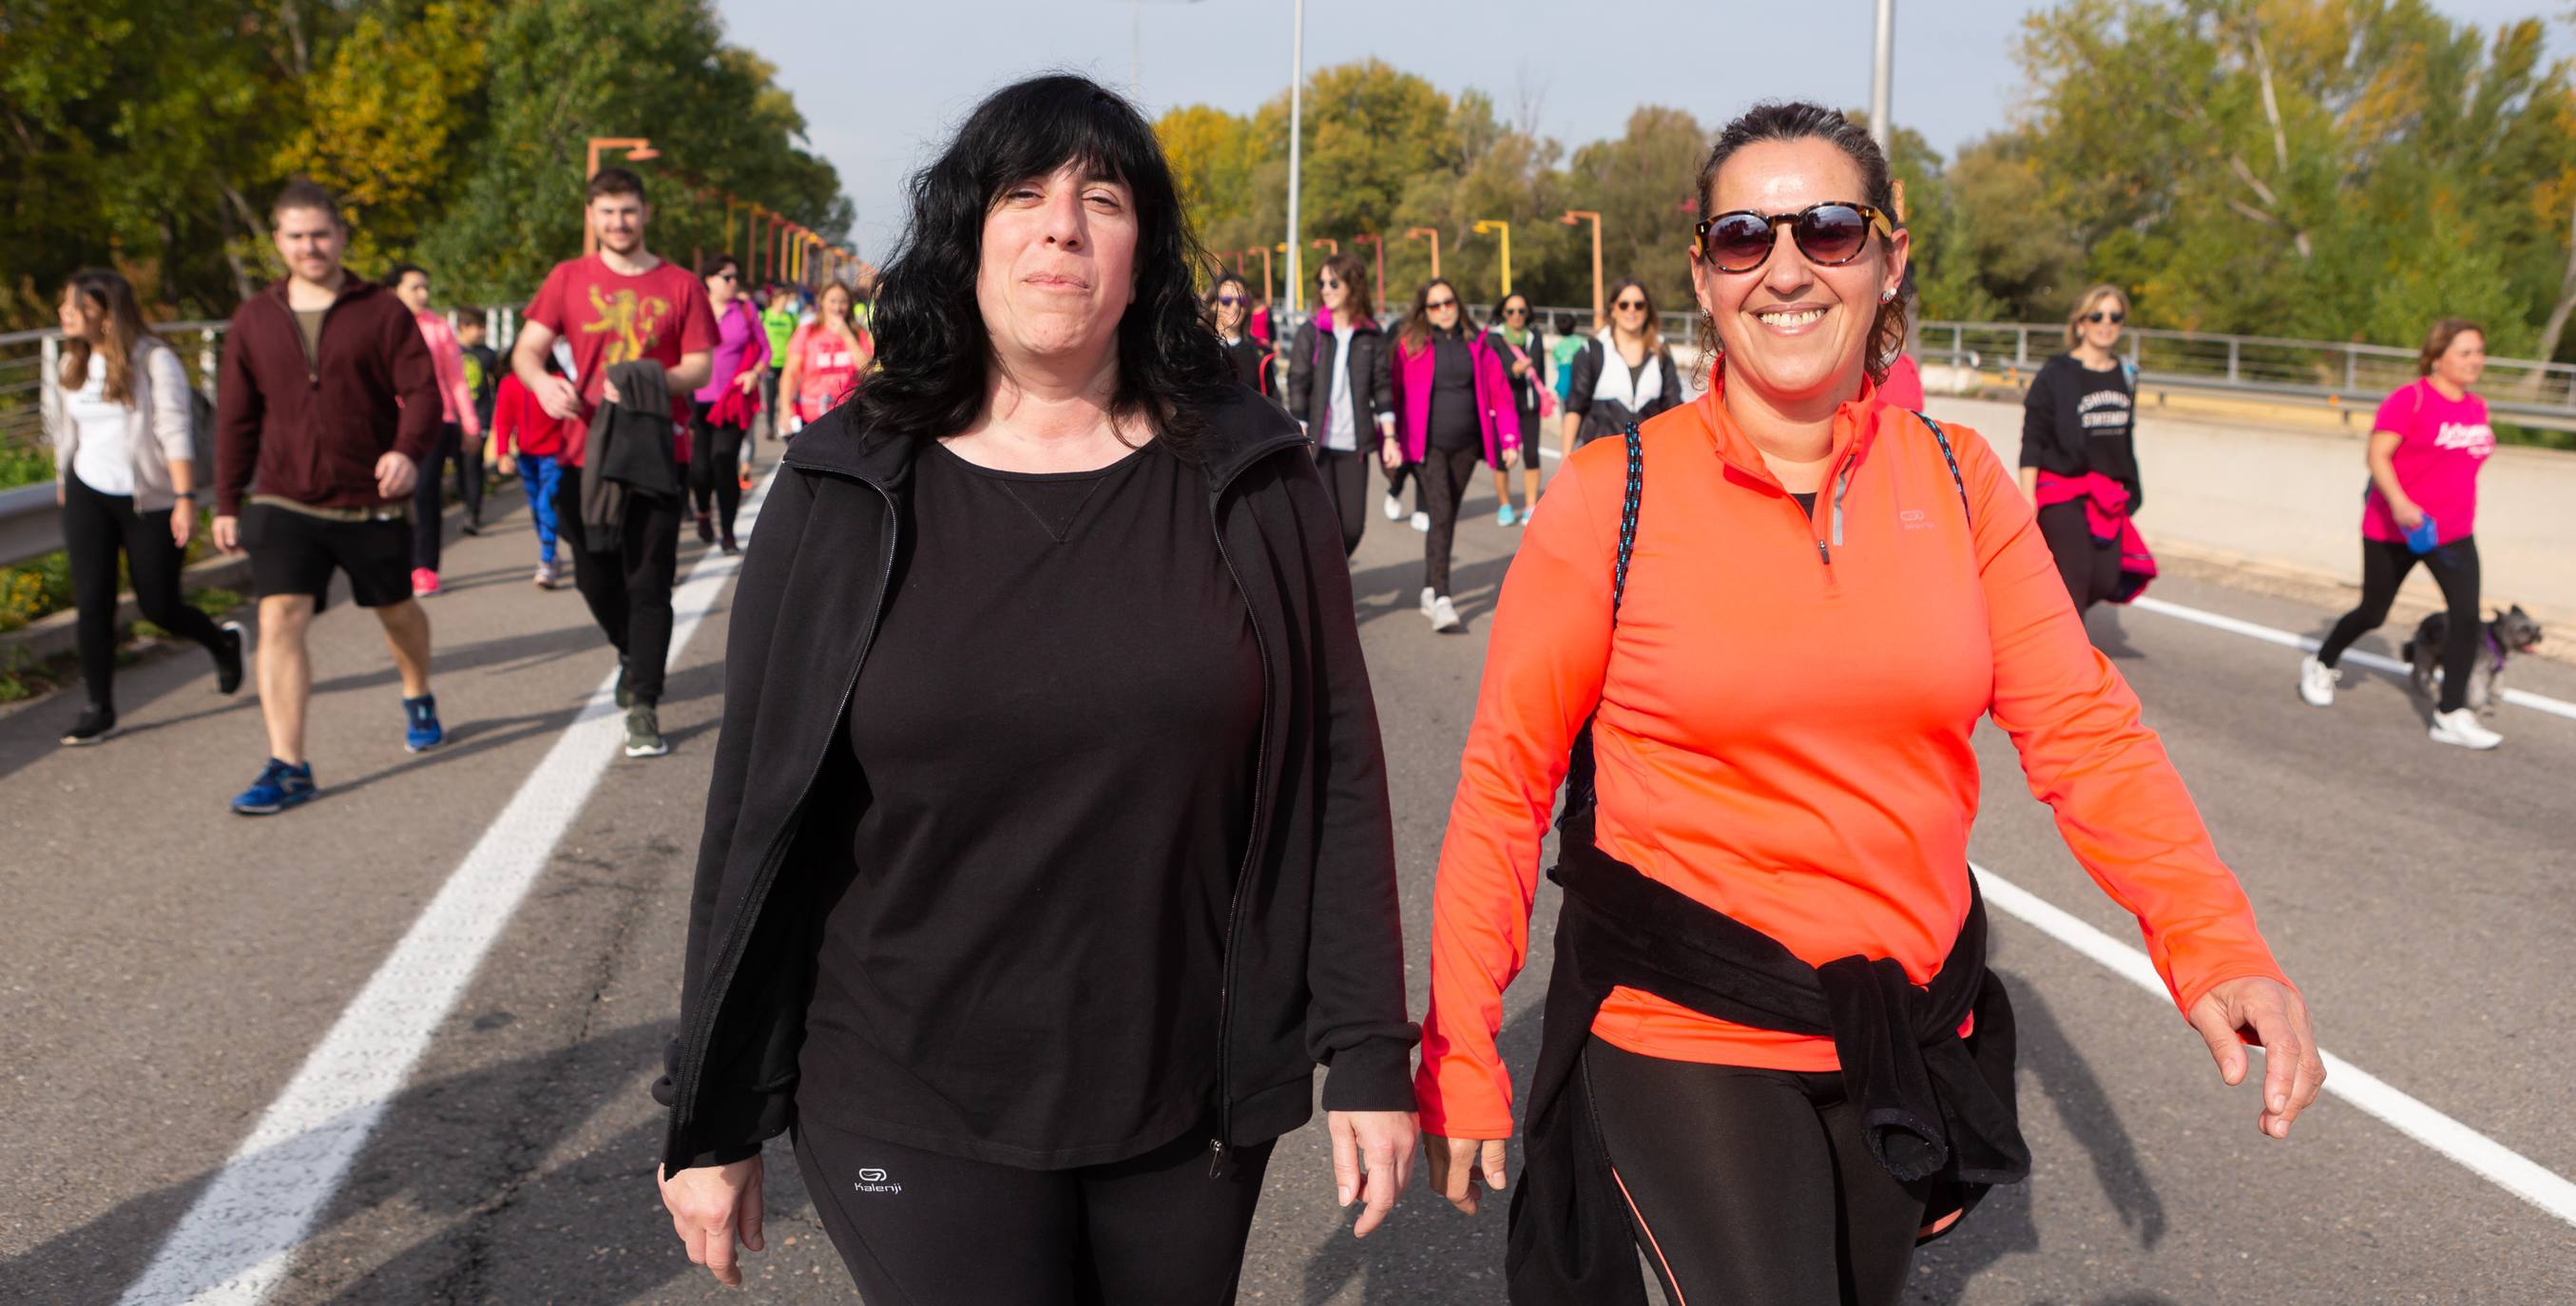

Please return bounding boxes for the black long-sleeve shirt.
[2019,354,2141,511]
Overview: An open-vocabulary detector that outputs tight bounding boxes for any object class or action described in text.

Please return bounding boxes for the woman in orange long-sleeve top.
[1416,102,2323,1306]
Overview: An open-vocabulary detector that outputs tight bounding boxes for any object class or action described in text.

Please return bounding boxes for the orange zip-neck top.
[1414,380,2288,1140]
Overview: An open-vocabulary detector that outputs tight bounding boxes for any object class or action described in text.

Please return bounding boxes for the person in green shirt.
[759,286,798,441]
[1548,311,1588,407]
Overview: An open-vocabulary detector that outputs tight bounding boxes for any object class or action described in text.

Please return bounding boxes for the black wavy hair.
[853,74,1231,450]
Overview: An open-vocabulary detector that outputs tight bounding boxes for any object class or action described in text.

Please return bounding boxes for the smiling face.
[976,163,1137,368]
[2074,290,2125,354]
[2434,329,2486,390]
[1424,282,1461,333]
[1690,137,1908,406]
[1499,294,1530,335]
[57,284,100,342]
[272,205,347,288]
[703,261,739,307]
[1318,267,1350,315]
[587,191,649,258]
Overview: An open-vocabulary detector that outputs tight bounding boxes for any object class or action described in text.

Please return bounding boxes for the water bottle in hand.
[2405,512,2439,555]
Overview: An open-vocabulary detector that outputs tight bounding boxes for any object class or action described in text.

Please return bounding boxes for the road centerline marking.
[2129,595,2576,721]
[117,471,776,1306]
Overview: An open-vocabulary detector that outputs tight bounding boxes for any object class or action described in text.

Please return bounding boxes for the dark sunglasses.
[1693,202,1894,274]
[1503,305,1528,317]
[2083,310,2125,324]
[1612,298,1648,312]
[1425,297,1458,311]
[1319,276,1343,288]
[1216,295,1244,305]
[712,271,738,281]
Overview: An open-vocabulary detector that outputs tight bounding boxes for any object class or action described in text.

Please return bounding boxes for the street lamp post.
[1245,246,1275,304]
[1870,0,1895,153]
[1560,209,1604,331]
[1471,220,1512,297]
[1310,238,1336,258]
[1351,233,1382,304]
[1284,0,1306,315]
[583,137,659,255]
[1403,226,1440,280]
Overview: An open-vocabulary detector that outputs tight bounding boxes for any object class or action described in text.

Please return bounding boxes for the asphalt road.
[4,409,2572,1304]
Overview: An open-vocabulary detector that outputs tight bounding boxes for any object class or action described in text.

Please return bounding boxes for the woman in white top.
[43,270,246,745]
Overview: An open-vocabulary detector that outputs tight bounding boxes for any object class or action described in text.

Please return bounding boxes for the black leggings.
[2318,534,2482,712]
[1312,448,1369,557]
[62,473,228,709]
[686,405,745,539]
[553,469,682,705]
[2034,500,2121,613]
[793,1115,1274,1305]
[1418,445,1478,597]
[410,422,484,571]
[1584,1039,1932,1306]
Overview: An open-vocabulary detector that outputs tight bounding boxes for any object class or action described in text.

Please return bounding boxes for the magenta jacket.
[1389,331,1521,465]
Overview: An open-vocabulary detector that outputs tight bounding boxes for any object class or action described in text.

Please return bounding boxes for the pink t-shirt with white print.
[2362,378,2492,546]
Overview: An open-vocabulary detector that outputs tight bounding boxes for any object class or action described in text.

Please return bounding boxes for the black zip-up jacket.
[654,386,1419,1172]
[1284,316,1393,451]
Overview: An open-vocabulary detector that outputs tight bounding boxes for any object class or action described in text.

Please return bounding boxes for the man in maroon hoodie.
[211,179,447,816]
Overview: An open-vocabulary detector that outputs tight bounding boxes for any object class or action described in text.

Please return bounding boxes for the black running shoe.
[62,704,117,746]
[215,621,248,696]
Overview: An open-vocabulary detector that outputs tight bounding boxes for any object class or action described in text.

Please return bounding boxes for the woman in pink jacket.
[1389,277,1519,633]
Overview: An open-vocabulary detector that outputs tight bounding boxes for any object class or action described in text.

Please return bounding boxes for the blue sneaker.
[232,758,317,816]
[404,694,445,753]
[1497,503,1518,528]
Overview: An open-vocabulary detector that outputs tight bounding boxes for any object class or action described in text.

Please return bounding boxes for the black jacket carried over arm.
[580,359,680,551]
[1283,317,1392,451]
[654,386,1419,1172]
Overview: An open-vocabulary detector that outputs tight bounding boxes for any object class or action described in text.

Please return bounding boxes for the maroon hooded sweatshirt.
[214,276,441,517]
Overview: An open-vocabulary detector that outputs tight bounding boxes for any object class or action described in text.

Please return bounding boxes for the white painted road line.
[1972,861,2576,1230]
[2131,595,2576,721]
[117,472,775,1306]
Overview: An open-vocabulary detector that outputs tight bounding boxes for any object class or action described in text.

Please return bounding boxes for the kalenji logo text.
[853,1167,903,1195]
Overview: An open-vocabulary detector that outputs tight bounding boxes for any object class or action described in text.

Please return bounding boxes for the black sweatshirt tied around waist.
[1504,822,2031,1305]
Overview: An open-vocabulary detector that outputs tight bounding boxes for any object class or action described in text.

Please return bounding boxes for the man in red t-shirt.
[509,165,718,759]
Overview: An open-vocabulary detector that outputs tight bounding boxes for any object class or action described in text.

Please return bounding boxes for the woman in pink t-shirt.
[776,280,873,434]
[2298,317,2502,748]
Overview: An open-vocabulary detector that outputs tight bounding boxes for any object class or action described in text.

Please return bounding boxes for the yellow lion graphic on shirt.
[579,285,673,365]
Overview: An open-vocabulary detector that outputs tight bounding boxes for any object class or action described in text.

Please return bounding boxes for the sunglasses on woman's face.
[1320,277,1343,289]
[1426,297,1458,311]
[713,271,738,281]
[1613,298,1647,313]
[2084,310,2125,324]
[1504,306,1528,317]
[1217,295,1244,306]
[1692,202,1894,275]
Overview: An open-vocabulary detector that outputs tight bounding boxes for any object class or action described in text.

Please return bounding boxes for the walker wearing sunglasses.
[1206,273,1272,395]
[2016,283,2144,615]
[1559,278,1680,459]
[1417,101,2319,1306]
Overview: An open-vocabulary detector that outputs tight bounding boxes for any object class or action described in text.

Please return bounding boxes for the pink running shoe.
[412,567,441,598]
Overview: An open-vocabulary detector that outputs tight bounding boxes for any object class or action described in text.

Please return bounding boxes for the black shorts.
[243,501,413,611]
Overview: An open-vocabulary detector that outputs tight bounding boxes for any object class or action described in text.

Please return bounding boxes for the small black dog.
[2405,605,2544,715]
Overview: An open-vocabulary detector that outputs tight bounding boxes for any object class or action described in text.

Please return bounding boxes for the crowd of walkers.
[36,165,868,792]
[33,66,2526,1306]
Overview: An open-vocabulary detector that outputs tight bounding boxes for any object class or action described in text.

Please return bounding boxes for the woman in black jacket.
[1560,277,1681,455]
[1208,272,1271,394]
[1284,250,1397,556]
[653,75,1419,1303]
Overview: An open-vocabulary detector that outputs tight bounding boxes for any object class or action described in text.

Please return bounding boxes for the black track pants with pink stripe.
[1583,1038,1934,1306]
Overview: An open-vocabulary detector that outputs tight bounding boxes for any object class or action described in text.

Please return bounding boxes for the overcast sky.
[716,0,2567,259]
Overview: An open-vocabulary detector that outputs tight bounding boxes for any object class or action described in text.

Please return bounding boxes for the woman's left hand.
[1325,1109,1419,1239]
[169,503,193,548]
[1378,442,1403,473]
[734,369,759,394]
[2187,976,2325,1139]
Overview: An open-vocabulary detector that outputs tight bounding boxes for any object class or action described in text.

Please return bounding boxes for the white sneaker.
[1431,595,1463,632]
[1384,493,1406,522]
[2297,655,2337,707]
[1420,586,1438,618]
[1411,510,1430,532]
[2428,707,2502,750]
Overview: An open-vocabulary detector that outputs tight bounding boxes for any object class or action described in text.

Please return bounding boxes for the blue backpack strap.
[1611,420,1643,623]
[1913,410,1971,524]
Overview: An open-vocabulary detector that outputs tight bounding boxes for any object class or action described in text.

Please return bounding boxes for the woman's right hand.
[659,1157,765,1287]
[1379,441,1404,473]
[1423,1134,1509,1215]
[2393,500,2426,531]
